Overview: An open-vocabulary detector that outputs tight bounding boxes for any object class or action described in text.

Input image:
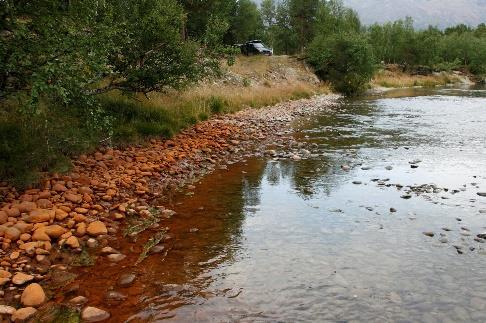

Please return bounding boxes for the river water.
[89,86,486,322]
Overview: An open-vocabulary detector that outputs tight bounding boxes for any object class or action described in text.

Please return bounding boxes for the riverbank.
[0,55,330,188]
[371,66,473,89]
[0,94,338,321]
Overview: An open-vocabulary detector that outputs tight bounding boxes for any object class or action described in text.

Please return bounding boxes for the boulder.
[21,283,46,307]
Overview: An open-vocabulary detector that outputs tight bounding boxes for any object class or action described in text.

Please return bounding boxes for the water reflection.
[80,86,486,322]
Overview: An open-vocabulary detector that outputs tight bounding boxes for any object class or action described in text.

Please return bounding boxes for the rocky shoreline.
[0,94,339,321]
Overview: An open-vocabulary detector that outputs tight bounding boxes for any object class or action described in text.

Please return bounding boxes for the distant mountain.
[343,0,486,29]
[252,0,486,29]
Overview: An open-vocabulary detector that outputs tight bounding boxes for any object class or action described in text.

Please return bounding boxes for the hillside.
[343,0,486,29]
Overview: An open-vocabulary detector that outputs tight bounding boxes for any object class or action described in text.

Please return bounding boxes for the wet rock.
[11,307,37,322]
[105,291,127,302]
[69,295,88,305]
[5,227,21,241]
[26,209,54,223]
[389,208,397,213]
[21,283,46,307]
[65,236,80,248]
[118,273,136,287]
[477,192,486,197]
[81,306,110,322]
[87,221,107,236]
[106,254,126,262]
[401,194,412,199]
[150,245,165,254]
[423,232,435,237]
[0,305,16,315]
[352,181,362,185]
[86,238,98,248]
[477,233,486,239]
[12,273,34,285]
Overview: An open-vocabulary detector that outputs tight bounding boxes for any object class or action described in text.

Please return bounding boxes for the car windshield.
[253,43,267,49]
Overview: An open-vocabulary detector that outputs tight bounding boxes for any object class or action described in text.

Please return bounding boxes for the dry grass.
[372,69,461,88]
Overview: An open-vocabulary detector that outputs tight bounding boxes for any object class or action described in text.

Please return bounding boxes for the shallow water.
[86,86,486,322]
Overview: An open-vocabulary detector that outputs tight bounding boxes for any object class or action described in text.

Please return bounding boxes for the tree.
[307,33,375,96]
[230,0,264,43]
[261,0,276,27]
[272,0,299,54]
[289,0,319,52]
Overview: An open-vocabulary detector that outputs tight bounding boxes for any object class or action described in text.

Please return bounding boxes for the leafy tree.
[272,0,299,54]
[289,0,319,52]
[307,33,375,96]
[230,0,264,43]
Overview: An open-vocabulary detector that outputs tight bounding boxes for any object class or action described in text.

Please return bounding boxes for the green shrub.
[208,96,226,114]
[307,33,375,96]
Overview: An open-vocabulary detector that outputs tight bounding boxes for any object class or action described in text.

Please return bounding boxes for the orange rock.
[73,214,87,223]
[0,211,7,224]
[6,207,20,217]
[25,209,54,223]
[32,228,50,242]
[55,209,69,221]
[44,225,66,238]
[76,222,86,236]
[4,227,21,241]
[21,283,46,307]
[17,201,37,213]
[36,199,53,209]
[87,221,107,236]
[65,236,80,248]
[64,192,82,203]
[52,183,68,192]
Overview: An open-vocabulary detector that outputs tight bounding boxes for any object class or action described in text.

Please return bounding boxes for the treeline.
[254,0,485,93]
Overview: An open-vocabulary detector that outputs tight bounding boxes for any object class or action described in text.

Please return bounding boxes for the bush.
[307,33,375,96]
[208,96,226,114]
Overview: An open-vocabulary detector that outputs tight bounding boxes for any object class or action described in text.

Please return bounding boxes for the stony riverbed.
[0,95,339,321]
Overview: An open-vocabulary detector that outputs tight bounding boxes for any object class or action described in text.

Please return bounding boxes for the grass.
[372,69,461,88]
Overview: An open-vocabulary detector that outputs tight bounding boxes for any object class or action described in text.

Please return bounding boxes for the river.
[80,86,486,322]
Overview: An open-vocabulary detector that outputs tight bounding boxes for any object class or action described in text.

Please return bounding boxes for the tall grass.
[0,56,329,187]
[372,69,461,88]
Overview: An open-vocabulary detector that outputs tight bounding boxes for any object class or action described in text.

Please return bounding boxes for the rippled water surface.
[96,87,486,322]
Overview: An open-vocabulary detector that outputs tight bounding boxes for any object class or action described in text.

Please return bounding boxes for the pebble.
[69,295,88,305]
[11,307,37,322]
[81,306,110,322]
[423,232,435,237]
[87,221,108,236]
[389,208,397,213]
[12,273,34,285]
[118,273,136,287]
[107,254,126,262]
[385,166,393,170]
[0,305,16,315]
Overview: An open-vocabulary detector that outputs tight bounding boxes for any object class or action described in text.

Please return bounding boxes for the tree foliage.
[307,33,375,96]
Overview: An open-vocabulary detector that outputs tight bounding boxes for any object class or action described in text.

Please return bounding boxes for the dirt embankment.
[0,78,338,321]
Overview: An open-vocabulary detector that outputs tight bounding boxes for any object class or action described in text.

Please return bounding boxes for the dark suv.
[239,40,273,56]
